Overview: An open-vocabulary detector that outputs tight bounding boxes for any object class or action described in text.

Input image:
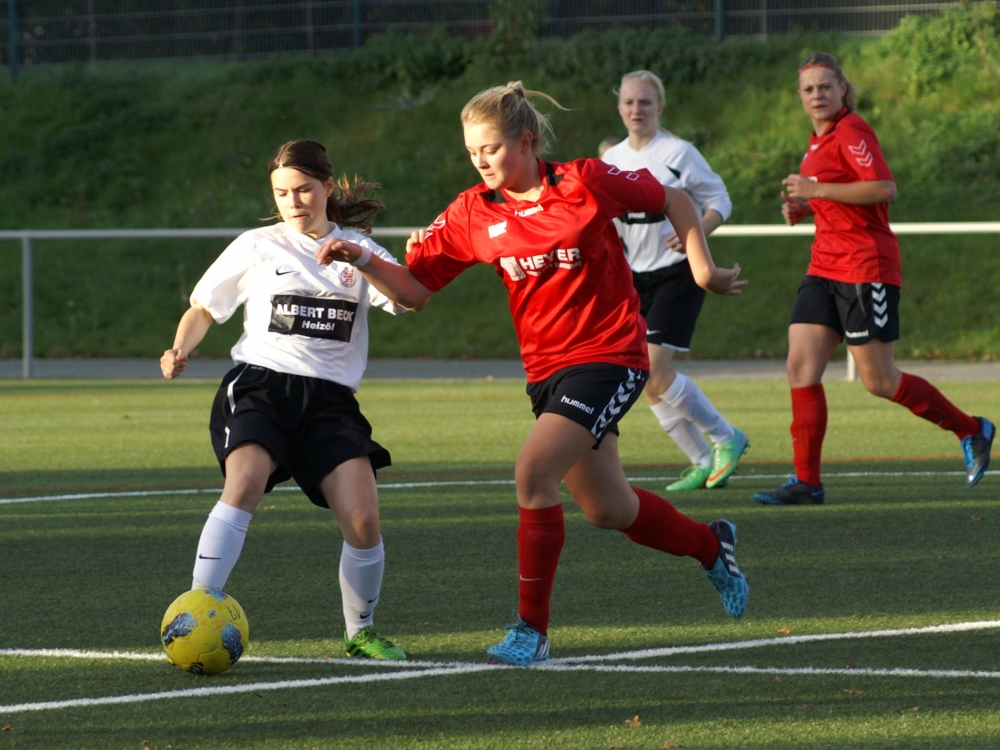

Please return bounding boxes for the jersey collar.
[482,159,562,204]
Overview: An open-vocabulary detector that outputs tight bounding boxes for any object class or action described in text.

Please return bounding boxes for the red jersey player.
[753,53,995,506]
[315,81,749,665]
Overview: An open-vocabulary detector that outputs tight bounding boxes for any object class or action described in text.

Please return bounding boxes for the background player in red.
[753,53,995,506]
[161,139,407,659]
[315,81,750,666]
[602,70,748,492]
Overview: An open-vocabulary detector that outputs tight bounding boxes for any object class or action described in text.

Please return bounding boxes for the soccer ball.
[160,588,249,675]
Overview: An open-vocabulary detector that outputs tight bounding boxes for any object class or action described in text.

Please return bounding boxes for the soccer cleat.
[666,465,712,491]
[704,519,749,619]
[961,417,995,488]
[486,611,549,666]
[753,477,825,506]
[706,428,749,489]
[344,626,406,660]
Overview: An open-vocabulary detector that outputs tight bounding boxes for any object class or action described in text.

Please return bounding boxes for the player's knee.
[347,508,381,546]
[861,372,896,399]
[581,505,620,529]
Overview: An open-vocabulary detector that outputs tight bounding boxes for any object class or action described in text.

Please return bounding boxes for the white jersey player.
[601,70,749,492]
[161,139,407,660]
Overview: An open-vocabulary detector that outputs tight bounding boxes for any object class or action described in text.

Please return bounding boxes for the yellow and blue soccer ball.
[160,588,249,675]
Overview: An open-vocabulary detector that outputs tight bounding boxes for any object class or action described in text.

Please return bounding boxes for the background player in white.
[601,70,749,492]
[160,139,407,659]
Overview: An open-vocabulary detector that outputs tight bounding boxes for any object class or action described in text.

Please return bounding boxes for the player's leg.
[486,412,595,665]
[851,338,994,487]
[642,265,747,490]
[192,442,277,590]
[562,434,748,618]
[319,457,404,660]
[754,322,839,505]
[645,344,714,489]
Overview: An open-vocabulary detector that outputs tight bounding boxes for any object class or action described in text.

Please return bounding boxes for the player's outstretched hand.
[315,238,365,266]
[405,229,428,255]
[161,348,187,379]
[781,191,813,226]
[707,264,747,296]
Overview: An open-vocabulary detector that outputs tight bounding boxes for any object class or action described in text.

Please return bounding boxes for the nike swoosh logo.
[519,576,542,582]
[275,269,295,276]
[708,462,734,483]
[198,554,221,560]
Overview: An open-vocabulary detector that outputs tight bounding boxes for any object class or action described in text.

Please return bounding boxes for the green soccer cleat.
[706,428,749,489]
[344,626,406,660]
[666,465,712,491]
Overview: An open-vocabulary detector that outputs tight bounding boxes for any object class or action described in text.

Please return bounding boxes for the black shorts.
[209,364,391,509]
[526,363,649,448]
[790,275,900,345]
[631,261,706,350]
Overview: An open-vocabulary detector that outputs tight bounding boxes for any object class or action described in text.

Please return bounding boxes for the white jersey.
[190,222,403,392]
[601,131,732,273]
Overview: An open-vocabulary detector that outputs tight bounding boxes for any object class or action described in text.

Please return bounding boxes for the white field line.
[1,469,994,505]
[0,663,493,714]
[545,620,1000,664]
[4,620,1000,714]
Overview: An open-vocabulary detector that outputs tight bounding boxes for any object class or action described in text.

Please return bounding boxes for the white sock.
[191,501,253,591]
[340,539,385,640]
[662,372,736,445]
[649,400,712,467]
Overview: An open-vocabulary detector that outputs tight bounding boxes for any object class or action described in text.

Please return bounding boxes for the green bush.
[0,6,998,360]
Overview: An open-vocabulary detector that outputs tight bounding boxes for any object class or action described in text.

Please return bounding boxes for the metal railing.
[1,1,967,72]
[3,221,999,380]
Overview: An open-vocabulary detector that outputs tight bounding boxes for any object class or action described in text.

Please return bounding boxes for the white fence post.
[21,234,33,379]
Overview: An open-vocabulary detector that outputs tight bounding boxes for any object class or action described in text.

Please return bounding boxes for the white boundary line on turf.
[5,620,1000,714]
[2,469,995,505]
[544,620,1000,664]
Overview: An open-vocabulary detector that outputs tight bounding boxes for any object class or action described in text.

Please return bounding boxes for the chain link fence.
[1,1,962,69]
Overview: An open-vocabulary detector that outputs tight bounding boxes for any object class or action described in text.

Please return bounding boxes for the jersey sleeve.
[366,241,407,315]
[404,198,478,293]
[676,143,732,222]
[189,232,258,324]
[573,158,666,220]
[837,118,894,182]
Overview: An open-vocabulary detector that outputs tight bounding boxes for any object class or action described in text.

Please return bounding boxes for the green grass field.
[2,378,1000,749]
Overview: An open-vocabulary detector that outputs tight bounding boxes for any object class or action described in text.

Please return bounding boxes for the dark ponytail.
[268,139,384,234]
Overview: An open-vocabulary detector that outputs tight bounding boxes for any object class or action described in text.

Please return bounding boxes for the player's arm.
[663,186,746,296]
[315,238,432,311]
[161,304,215,379]
[782,175,896,205]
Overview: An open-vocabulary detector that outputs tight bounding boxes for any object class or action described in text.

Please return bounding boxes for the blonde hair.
[616,69,666,108]
[798,53,857,112]
[615,70,668,134]
[460,81,565,155]
[597,136,620,158]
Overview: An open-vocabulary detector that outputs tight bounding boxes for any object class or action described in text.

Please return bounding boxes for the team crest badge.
[339,266,357,288]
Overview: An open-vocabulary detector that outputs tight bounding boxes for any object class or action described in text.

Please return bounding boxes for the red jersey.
[800,108,901,286]
[407,158,666,382]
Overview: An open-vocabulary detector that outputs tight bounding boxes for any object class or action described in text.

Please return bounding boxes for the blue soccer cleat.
[486,611,549,666]
[962,417,995,488]
[753,476,825,506]
[704,519,749,619]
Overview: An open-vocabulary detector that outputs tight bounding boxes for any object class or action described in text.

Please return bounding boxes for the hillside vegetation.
[0,4,997,360]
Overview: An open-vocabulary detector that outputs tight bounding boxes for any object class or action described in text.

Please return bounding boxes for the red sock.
[791,385,827,486]
[516,504,565,635]
[621,487,719,568]
[891,373,980,439]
